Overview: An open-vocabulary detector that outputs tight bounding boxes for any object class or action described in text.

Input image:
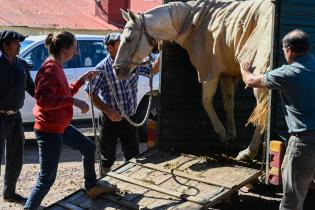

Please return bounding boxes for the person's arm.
[90,93,122,122]
[84,63,122,122]
[73,98,89,114]
[240,61,267,88]
[151,55,160,75]
[138,55,161,77]
[25,69,35,97]
[69,70,97,96]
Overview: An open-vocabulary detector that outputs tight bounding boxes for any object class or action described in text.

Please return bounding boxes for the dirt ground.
[0,139,132,210]
[0,138,313,210]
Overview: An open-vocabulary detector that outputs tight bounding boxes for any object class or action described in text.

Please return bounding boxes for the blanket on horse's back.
[170,0,273,82]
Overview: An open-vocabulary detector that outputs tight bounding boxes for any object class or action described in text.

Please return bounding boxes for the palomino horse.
[113,0,273,160]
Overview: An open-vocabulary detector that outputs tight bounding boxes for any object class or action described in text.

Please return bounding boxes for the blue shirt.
[264,54,315,133]
[85,55,152,117]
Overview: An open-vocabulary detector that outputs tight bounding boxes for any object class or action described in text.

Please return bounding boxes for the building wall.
[0,26,114,36]
[129,0,162,13]
[96,0,128,26]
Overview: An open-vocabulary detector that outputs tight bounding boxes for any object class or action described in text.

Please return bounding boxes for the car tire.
[135,95,160,143]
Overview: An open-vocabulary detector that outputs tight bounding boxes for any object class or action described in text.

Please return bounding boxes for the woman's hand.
[79,70,98,82]
[73,98,89,114]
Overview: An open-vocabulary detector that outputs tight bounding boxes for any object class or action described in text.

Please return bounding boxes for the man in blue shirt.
[0,30,34,203]
[86,33,160,175]
[240,29,315,210]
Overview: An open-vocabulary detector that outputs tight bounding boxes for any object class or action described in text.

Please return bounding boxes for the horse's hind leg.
[236,125,263,160]
[236,87,264,160]
[202,77,231,144]
[220,76,238,141]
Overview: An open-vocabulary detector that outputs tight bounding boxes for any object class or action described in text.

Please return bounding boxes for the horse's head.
[113,10,156,79]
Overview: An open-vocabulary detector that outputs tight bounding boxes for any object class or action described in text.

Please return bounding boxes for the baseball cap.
[0,30,27,43]
[103,33,121,46]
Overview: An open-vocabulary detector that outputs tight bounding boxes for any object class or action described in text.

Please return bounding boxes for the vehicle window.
[24,43,79,70]
[63,55,79,69]
[78,41,107,67]
[20,40,34,52]
[24,44,48,71]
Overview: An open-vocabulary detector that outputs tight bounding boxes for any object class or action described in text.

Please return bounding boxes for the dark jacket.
[0,53,35,111]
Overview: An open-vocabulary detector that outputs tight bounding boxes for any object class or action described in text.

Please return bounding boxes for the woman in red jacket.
[24,31,105,210]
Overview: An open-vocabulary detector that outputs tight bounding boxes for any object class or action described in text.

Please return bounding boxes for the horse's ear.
[127,10,137,23]
[121,9,129,21]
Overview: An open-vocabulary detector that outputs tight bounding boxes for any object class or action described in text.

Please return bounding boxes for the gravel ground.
[0,140,132,210]
[2,138,313,210]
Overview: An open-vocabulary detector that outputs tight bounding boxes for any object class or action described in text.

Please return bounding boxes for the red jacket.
[33,59,84,133]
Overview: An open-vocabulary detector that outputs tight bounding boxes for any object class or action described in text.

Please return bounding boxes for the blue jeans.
[24,125,96,210]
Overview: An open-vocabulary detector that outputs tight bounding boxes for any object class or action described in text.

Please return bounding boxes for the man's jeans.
[280,135,315,210]
[0,112,25,197]
[24,125,97,210]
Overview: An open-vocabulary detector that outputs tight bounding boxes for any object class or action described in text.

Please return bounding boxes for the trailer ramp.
[46,149,261,210]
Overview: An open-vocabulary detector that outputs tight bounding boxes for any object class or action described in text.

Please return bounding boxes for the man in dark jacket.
[0,30,35,203]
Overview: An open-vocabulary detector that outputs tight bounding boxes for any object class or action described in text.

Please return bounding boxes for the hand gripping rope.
[89,66,154,176]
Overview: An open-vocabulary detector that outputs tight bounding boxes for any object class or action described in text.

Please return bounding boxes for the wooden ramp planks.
[46,149,261,210]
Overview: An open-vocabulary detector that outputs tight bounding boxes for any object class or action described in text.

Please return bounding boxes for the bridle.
[112,12,157,72]
[109,13,158,128]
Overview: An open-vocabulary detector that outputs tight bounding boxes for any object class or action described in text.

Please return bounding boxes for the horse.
[113,0,273,160]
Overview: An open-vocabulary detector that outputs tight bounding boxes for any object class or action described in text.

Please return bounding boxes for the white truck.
[20,35,160,141]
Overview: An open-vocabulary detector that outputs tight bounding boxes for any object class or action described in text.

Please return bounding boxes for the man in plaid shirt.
[85,33,160,175]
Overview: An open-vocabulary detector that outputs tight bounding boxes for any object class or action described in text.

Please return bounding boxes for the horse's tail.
[246,87,269,133]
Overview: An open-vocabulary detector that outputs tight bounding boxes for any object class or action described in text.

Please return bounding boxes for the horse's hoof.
[236,149,251,161]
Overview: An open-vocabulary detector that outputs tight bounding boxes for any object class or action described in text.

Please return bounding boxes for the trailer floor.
[46,149,261,210]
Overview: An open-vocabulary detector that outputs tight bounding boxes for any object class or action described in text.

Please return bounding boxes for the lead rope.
[104,71,153,127]
[88,66,154,177]
[89,82,104,177]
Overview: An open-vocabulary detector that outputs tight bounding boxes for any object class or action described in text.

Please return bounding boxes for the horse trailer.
[46,0,315,209]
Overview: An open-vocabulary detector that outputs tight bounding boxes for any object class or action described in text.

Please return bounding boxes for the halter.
[112,12,157,72]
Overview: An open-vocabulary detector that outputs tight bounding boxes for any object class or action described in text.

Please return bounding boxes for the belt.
[0,110,18,115]
[290,130,315,137]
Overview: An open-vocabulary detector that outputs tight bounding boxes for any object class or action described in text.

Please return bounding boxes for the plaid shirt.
[85,55,151,117]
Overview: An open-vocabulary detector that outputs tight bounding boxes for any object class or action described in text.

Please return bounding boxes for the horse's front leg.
[202,77,230,144]
[220,77,239,141]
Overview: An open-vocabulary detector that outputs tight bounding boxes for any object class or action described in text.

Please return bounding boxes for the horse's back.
[179,0,273,81]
